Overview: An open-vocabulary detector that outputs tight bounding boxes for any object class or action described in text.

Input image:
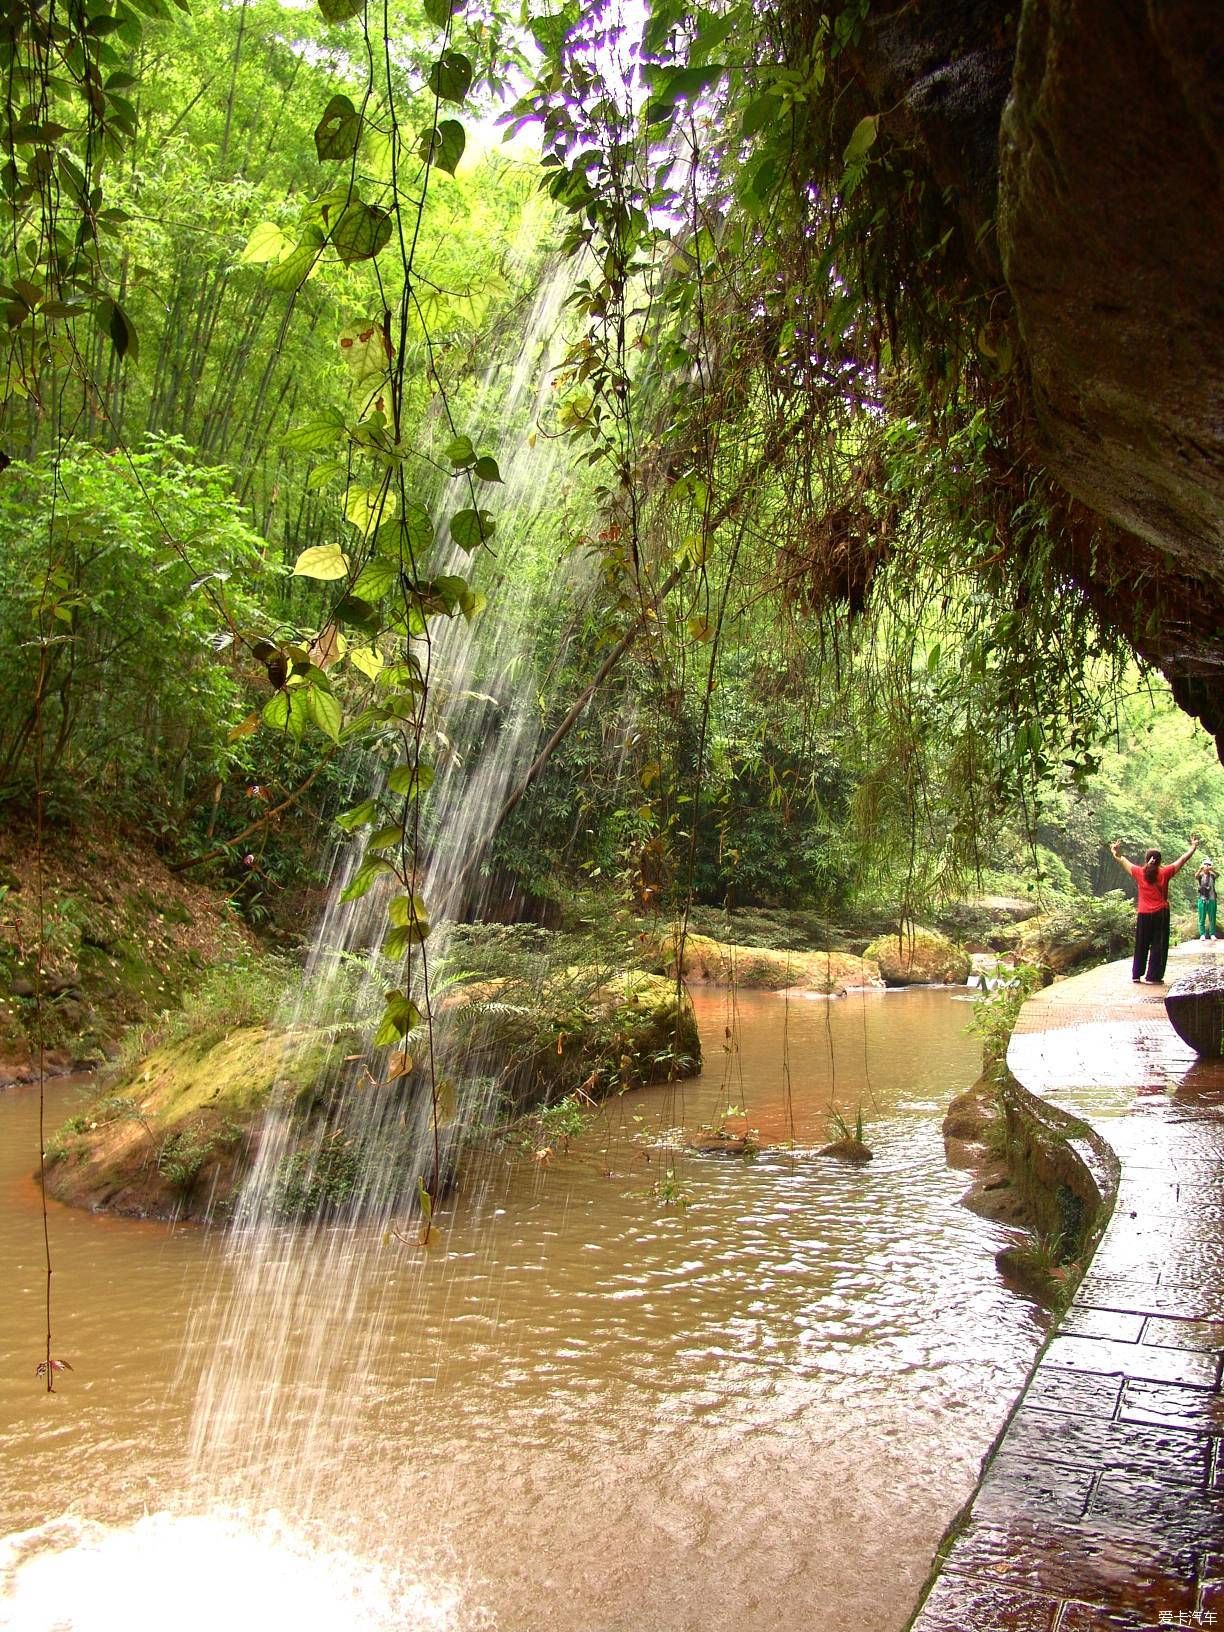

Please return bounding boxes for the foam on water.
[0,1510,487,1632]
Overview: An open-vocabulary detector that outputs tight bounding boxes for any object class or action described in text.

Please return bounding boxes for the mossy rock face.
[649,932,882,995]
[0,828,256,1075]
[863,927,970,986]
[442,968,701,1112]
[42,1024,347,1220]
[1017,894,1132,975]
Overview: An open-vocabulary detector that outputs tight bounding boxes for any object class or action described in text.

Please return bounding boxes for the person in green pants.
[1196,858,1218,940]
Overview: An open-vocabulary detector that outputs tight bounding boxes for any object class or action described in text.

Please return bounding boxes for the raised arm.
[1109,840,1134,875]
[1168,836,1200,875]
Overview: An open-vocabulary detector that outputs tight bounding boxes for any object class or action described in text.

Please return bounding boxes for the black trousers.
[1132,908,1170,982]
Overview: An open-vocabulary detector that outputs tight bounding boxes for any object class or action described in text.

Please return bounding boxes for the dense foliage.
[1,0,1221,1102]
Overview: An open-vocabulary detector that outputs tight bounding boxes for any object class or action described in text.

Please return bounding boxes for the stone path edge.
[904,939,1224,1632]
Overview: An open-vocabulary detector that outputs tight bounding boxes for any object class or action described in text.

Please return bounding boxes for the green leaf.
[473,455,502,483]
[262,690,306,739]
[339,319,390,386]
[314,94,361,161]
[373,988,423,1046]
[241,221,293,265]
[317,0,365,20]
[374,507,434,562]
[646,63,725,123]
[387,761,434,798]
[450,508,495,552]
[445,435,476,468]
[340,856,394,902]
[344,486,392,533]
[330,201,393,264]
[306,685,343,741]
[843,114,879,165]
[306,458,347,491]
[430,574,469,613]
[423,0,460,22]
[348,644,385,680]
[366,823,403,852]
[428,50,473,103]
[459,586,487,622]
[388,891,429,928]
[741,93,779,138]
[293,543,349,579]
[335,798,377,832]
[351,558,399,602]
[266,225,326,292]
[282,408,347,452]
[418,118,465,176]
[387,894,431,944]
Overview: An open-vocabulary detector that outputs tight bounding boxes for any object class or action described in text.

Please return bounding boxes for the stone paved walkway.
[910,938,1224,1632]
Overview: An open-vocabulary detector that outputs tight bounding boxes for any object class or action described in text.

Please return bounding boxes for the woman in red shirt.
[1109,835,1199,983]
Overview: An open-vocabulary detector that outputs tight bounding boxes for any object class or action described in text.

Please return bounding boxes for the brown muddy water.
[0,987,1044,1632]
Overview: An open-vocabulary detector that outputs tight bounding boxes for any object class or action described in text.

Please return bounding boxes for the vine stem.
[32,638,53,1392]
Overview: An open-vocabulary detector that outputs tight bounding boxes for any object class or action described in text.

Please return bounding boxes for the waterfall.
[179,255,591,1514]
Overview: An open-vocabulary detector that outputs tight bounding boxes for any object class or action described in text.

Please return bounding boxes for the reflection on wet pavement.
[911,942,1224,1632]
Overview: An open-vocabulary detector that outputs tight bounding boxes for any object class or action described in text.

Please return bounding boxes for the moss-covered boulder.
[44,960,700,1221]
[863,927,970,986]
[43,1023,350,1220]
[649,932,882,995]
[442,968,700,1109]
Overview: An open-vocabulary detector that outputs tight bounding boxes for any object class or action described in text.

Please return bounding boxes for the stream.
[0,985,1044,1632]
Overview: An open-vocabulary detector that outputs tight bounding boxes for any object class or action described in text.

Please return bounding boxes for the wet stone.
[1000,1406,1211,1487]
[910,1572,1059,1631]
[1024,1366,1123,1419]
[1077,1272,1224,1321]
[974,1459,1096,1523]
[946,1514,1198,1611]
[1088,1474,1224,1573]
[1062,1307,1146,1343]
[917,946,1224,1630]
[1165,965,1224,1057]
[1043,1336,1220,1388]
[1056,1602,1184,1630]
[1119,1377,1224,1436]
[1143,1315,1224,1352]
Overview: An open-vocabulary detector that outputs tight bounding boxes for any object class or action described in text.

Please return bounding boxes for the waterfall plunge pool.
[0,985,1044,1632]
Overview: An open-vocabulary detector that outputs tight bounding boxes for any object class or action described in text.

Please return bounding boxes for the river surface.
[0,987,1044,1632]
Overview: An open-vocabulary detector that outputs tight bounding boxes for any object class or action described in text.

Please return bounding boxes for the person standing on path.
[1109,835,1199,983]
[1195,857,1218,940]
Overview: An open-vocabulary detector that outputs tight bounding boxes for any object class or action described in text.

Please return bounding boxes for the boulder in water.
[863,927,970,986]
[648,931,883,994]
[1165,964,1224,1058]
[817,1137,872,1163]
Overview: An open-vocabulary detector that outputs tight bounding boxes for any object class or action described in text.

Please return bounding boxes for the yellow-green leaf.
[293,543,349,580]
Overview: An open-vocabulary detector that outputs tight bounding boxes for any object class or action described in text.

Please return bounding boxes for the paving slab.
[910,940,1224,1632]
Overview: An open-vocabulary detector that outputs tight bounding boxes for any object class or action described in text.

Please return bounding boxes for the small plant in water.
[826,1105,865,1144]
[514,1091,593,1160]
[652,1165,692,1212]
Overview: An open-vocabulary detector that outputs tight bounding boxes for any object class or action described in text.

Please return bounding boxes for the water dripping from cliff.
[181,256,590,1489]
